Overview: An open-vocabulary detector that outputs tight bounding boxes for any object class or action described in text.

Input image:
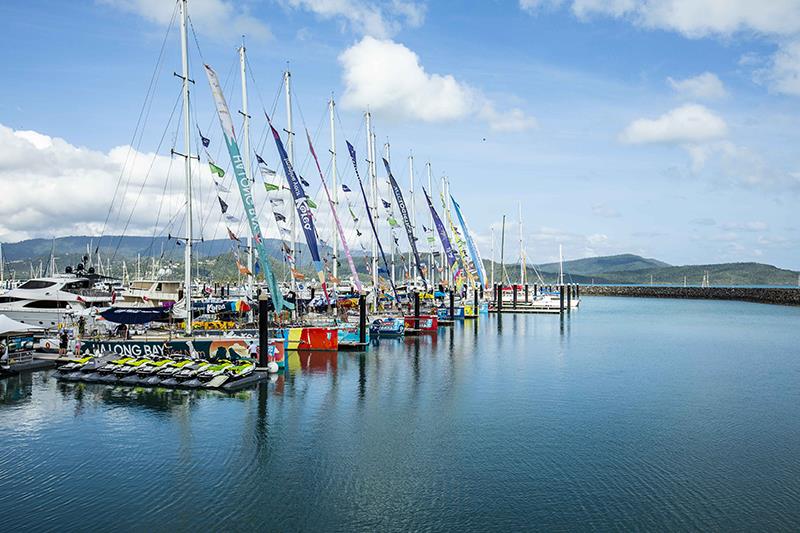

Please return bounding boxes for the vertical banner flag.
[266,115,326,289]
[423,187,457,268]
[451,195,487,289]
[204,63,290,311]
[383,158,427,290]
[306,129,363,294]
[345,141,398,302]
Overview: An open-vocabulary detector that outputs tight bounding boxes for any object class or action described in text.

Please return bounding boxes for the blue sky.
[1,0,798,269]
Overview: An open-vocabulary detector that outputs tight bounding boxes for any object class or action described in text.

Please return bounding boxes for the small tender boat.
[370,317,405,338]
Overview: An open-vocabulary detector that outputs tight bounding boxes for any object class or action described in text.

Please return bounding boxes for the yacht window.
[0,297,22,303]
[18,280,56,289]
[23,300,70,309]
[63,280,92,290]
[156,283,162,291]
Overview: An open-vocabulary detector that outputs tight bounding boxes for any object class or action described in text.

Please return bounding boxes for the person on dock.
[248,340,258,361]
[58,330,69,356]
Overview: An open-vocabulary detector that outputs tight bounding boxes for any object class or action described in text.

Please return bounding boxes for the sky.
[0,0,798,269]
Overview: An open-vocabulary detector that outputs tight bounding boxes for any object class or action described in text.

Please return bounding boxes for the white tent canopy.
[0,315,45,336]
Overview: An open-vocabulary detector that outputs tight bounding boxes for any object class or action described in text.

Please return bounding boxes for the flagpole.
[427,162,434,288]
[384,140,395,288]
[329,95,338,283]
[179,0,193,335]
[285,68,296,292]
[408,152,415,284]
[366,112,378,311]
[239,37,254,323]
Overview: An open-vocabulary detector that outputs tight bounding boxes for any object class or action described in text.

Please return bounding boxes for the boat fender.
[266,362,279,374]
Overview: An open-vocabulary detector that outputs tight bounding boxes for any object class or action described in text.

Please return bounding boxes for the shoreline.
[580,285,800,306]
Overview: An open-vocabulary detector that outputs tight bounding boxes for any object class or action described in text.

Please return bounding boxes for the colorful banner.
[267,117,326,287]
[204,64,290,311]
[306,130,363,294]
[451,194,487,289]
[383,158,427,290]
[423,187,457,268]
[345,141,398,302]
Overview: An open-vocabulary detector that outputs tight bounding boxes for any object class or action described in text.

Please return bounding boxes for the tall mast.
[518,201,524,285]
[365,112,378,310]
[239,38,254,320]
[329,95,338,281]
[500,215,506,285]
[559,244,564,286]
[0,242,4,284]
[408,152,415,282]
[440,173,448,285]
[285,69,296,290]
[384,141,394,286]
[490,225,495,289]
[179,0,193,335]
[426,162,434,287]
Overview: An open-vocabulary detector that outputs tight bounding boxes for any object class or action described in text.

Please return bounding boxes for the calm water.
[2,297,800,531]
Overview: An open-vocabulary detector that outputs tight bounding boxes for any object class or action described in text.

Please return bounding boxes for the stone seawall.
[580,285,800,306]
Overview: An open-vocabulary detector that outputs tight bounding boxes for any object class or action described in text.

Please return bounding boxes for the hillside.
[1,238,796,286]
[484,254,798,287]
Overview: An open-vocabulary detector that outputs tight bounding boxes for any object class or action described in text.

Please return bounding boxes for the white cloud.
[722,221,769,232]
[0,123,269,243]
[520,1,800,97]
[620,104,727,145]
[668,72,728,99]
[338,36,536,131]
[99,0,270,41]
[591,203,620,218]
[764,39,800,96]
[285,0,425,38]
[543,0,800,37]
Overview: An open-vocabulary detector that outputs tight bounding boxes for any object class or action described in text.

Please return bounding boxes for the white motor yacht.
[0,274,112,328]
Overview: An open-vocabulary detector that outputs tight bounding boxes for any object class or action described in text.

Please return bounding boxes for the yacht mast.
[518,201,524,285]
[284,69,296,290]
[384,141,395,286]
[559,244,564,286]
[490,225,494,290]
[408,152,415,282]
[329,96,338,281]
[239,39,254,321]
[179,0,193,335]
[365,112,378,310]
[0,242,4,284]
[426,162,434,287]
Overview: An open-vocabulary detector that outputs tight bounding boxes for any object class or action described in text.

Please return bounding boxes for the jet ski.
[163,360,212,388]
[225,360,256,381]
[58,355,94,376]
[157,358,193,378]
[197,360,234,381]
[57,355,94,374]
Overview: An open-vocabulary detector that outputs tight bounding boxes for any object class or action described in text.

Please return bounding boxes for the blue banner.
[423,187,457,268]
[383,158,427,291]
[345,141,398,302]
[268,120,325,285]
[451,195,487,289]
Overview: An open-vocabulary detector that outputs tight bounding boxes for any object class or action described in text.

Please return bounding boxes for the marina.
[2,0,800,530]
[2,297,800,530]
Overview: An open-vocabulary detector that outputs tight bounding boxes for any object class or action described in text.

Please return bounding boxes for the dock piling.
[567,283,572,312]
[414,291,420,329]
[524,284,529,304]
[449,288,455,319]
[559,285,565,314]
[359,294,367,344]
[258,292,269,367]
[513,285,517,308]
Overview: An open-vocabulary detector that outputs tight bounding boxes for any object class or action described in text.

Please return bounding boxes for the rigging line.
[99,1,177,246]
[110,88,183,264]
[146,125,179,258]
